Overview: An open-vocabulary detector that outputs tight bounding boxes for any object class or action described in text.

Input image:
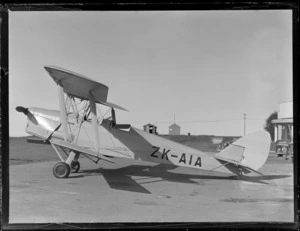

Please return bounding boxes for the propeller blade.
[16,106,38,125]
[16,106,29,115]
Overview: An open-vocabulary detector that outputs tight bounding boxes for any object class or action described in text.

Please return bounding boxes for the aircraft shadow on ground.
[68,164,291,194]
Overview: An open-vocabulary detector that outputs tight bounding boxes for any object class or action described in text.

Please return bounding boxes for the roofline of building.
[271,118,293,124]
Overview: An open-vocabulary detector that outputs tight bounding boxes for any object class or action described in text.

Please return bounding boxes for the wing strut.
[88,92,100,154]
[111,108,116,127]
[57,84,69,141]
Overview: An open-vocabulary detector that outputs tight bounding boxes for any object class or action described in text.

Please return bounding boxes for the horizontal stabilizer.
[214,131,271,174]
[239,165,264,176]
[214,156,264,175]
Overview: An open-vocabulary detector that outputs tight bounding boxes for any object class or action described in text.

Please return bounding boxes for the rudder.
[214,131,271,171]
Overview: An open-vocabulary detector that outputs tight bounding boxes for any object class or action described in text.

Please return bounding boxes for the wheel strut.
[70,160,80,173]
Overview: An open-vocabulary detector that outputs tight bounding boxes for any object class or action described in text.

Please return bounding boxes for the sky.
[9,10,292,137]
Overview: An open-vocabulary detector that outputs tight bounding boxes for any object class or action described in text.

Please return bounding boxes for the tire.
[70,160,80,173]
[53,162,70,178]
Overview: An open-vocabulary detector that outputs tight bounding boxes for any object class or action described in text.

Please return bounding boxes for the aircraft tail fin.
[214,131,271,175]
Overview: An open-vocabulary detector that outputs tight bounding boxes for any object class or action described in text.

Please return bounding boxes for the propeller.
[16,106,29,115]
[15,106,38,125]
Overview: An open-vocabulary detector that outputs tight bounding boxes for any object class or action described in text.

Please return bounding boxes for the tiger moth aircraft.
[16,66,271,179]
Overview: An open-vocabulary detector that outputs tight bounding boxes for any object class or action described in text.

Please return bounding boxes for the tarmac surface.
[9,154,294,223]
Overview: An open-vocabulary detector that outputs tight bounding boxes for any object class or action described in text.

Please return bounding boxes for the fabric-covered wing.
[44,65,127,111]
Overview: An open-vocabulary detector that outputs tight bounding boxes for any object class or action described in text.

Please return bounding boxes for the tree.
[264,111,278,141]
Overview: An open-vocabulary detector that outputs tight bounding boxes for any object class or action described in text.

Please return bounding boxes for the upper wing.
[44,65,128,111]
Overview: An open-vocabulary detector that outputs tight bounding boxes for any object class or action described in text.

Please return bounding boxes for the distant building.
[169,123,181,135]
[143,123,157,134]
[272,101,293,142]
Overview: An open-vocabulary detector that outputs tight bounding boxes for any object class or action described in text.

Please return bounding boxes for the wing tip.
[44,65,57,72]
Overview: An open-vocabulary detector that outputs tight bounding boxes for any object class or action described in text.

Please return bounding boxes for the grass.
[9,137,59,165]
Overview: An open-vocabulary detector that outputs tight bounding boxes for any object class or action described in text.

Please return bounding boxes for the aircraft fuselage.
[24,107,237,175]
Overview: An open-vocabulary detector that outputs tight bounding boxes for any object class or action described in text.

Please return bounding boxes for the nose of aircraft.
[16,106,38,125]
[16,106,62,139]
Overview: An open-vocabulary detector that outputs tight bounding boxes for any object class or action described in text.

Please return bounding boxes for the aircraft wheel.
[70,160,80,173]
[53,162,70,178]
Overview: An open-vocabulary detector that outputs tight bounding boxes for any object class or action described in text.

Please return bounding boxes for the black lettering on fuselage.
[179,153,186,164]
[151,146,160,158]
[150,147,201,167]
[189,155,193,165]
[194,157,201,167]
[161,148,170,160]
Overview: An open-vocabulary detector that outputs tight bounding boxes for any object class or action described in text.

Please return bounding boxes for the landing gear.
[50,145,81,178]
[53,162,70,178]
[70,160,80,173]
[52,160,80,178]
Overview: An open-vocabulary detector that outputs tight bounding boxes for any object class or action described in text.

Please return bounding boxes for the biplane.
[16,66,271,179]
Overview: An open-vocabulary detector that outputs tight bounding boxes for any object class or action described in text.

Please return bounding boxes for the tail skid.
[214,131,271,175]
